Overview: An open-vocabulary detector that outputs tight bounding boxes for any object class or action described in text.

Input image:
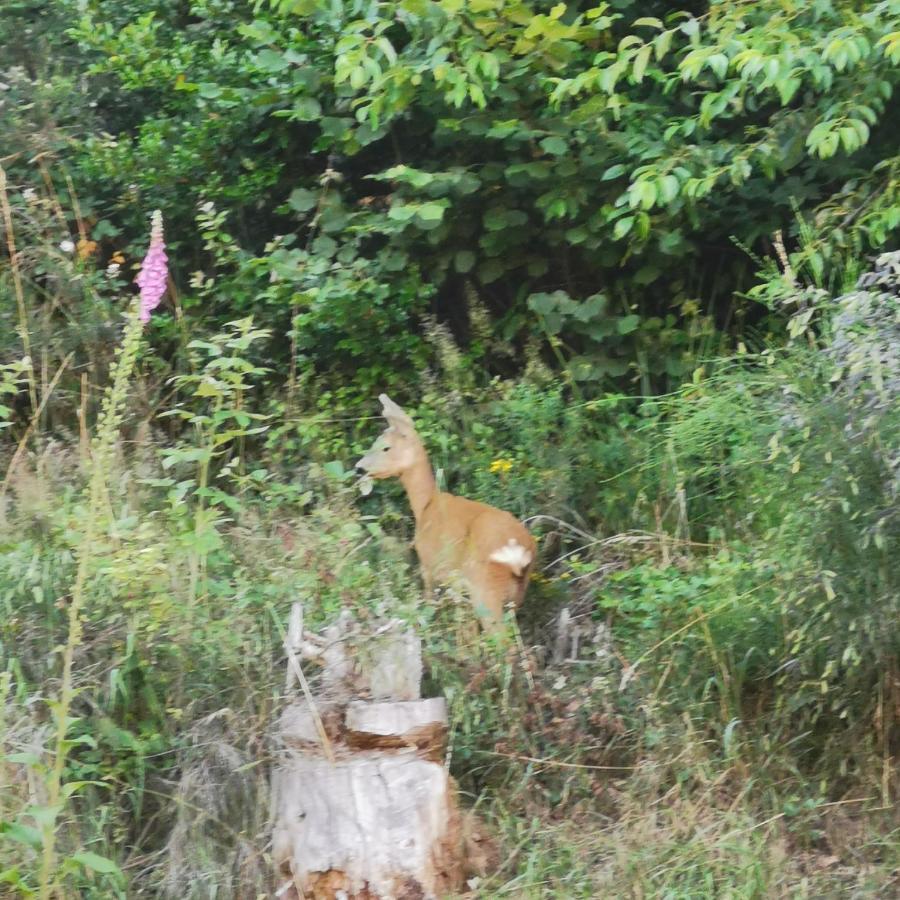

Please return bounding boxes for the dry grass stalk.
[0,164,39,418]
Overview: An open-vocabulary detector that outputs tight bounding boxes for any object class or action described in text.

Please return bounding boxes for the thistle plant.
[37,211,167,897]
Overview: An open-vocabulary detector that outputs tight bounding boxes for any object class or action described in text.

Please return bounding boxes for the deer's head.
[355,395,424,479]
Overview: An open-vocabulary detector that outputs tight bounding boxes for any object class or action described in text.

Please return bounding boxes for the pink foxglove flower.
[136,210,168,323]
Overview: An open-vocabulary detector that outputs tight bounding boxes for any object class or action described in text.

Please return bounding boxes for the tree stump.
[272,604,463,899]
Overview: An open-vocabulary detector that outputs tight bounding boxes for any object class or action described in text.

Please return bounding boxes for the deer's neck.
[400,453,438,523]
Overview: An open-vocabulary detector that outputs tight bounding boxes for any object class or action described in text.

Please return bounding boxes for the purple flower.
[136,210,168,323]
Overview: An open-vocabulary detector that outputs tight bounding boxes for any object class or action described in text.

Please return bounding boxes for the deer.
[356,395,536,629]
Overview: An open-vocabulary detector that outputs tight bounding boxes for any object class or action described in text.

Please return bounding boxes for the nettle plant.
[156,317,271,605]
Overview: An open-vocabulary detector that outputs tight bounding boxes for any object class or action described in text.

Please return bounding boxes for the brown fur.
[357,395,536,626]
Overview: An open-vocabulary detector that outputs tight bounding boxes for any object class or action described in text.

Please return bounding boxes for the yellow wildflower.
[77,238,98,260]
[489,457,513,475]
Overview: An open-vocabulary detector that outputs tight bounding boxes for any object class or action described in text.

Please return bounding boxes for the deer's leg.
[466,573,510,628]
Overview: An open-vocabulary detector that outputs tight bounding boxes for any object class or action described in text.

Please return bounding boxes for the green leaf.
[618,35,643,52]
[375,37,397,65]
[70,851,121,875]
[3,751,42,766]
[387,204,418,222]
[415,202,448,226]
[62,780,109,799]
[707,53,728,79]
[839,126,859,154]
[193,380,224,398]
[478,258,505,283]
[635,264,659,285]
[290,97,322,121]
[654,30,673,60]
[527,292,560,315]
[454,250,476,273]
[254,49,290,72]
[568,356,601,381]
[349,65,367,89]
[322,460,344,479]
[92,219,121,239]
[0,822,42,848]
[628,180,657,210]
[680,18,699,38]
[484,207,506,230]
[602,164,626,181]
[617,314,640,334]
[878,32,900,64]
[400,0,429,15]
[288,188,318,213]
[573,293,607,321]
[849,118,870,146]
[657,174,680,204]
[417,202,448,222]
[484,207,528,230]
[378,165,434,188]
[25,805,61,828]
[540,136,568,156]
[613,216,634,240]
[161,448,213,470]
[777,77,801,105]
[632,44,652,83]
[638,181,657,210]
[565,225,589,244]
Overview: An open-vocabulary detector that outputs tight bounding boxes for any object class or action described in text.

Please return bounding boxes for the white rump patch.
[489,539,533,576]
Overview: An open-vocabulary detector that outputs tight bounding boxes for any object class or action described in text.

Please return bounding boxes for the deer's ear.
[379,394,415,433]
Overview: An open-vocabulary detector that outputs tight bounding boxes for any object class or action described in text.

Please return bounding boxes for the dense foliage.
[1,0,898,896]
[3,0,899,398]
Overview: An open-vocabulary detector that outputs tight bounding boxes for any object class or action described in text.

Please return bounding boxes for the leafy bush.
[4,0,897,403]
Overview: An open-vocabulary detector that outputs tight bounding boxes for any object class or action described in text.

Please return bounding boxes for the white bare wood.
[345,698,447,737]
[272,752,460,899]
[273,605,462,899]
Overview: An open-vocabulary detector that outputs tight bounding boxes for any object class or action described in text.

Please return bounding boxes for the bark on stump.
[273,604,463,899]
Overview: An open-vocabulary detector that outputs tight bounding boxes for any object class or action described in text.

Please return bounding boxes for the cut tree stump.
[272,604,463,899]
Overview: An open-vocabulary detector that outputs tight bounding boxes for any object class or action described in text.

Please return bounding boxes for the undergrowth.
[1,174,898,895]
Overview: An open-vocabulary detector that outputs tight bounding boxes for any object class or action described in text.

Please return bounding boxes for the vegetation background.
[1,0,898,895]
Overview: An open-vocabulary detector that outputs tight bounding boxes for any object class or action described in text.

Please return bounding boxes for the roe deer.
[356,394,536,627]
